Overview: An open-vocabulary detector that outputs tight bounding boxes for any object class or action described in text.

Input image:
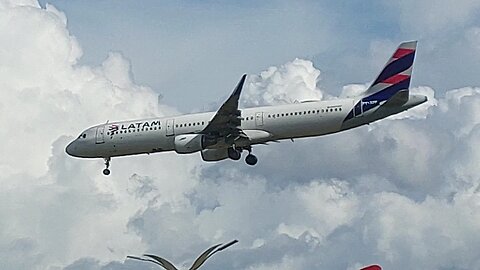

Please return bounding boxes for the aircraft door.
[166,119,175,136]
[255,112,264,126]
[95,125,105,144]
[354,100,363,117]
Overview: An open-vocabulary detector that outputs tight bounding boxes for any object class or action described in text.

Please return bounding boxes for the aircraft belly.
[265,114,344,140]
[103,133,172,157]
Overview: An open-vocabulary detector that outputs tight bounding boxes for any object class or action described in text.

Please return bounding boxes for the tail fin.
[364,41,417,101]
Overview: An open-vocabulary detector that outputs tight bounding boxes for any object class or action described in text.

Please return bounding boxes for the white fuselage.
[67,99,353,158]
[65,94,426,159]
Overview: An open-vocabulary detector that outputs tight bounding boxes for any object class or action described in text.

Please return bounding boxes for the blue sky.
[37,0,477,111]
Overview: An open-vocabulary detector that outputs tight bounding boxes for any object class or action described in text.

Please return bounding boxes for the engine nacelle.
[174,134,205,154]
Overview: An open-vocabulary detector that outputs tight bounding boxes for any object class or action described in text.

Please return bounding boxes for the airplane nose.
[65,141,76,156]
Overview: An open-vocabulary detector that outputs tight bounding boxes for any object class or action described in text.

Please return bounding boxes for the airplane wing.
[201,74,247,142]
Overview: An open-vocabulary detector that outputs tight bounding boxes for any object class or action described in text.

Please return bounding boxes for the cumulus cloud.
[2,1,480,270]
[242,58,324,107]
[0,1,194,269]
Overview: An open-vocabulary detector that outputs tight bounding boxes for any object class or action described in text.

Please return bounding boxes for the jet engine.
[174,134,206,154]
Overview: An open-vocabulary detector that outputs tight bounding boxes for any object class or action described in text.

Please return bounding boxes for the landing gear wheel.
[245,154,258,166]
[227,147,241,160]
[103,157,111,176]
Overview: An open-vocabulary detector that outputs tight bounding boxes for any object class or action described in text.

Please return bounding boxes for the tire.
[227,147,241,160]
[103,168,111,176]
[245,154,258,166]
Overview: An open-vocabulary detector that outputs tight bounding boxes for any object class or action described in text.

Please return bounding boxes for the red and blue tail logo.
[367,41,416,101]
[345,41,417,121]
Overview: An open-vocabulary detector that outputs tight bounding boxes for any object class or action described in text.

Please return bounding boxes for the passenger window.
[189,123,191,126]
[202,121,204,125]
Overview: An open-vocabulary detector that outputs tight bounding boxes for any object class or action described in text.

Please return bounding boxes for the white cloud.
[0,1,195,269]
[242,58,324,107]
[2,1,480,270]
[340,84,368,98]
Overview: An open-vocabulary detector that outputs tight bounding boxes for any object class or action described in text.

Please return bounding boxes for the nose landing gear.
[103,157,111,176]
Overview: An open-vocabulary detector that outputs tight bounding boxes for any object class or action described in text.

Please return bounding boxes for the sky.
[1,0,480,270]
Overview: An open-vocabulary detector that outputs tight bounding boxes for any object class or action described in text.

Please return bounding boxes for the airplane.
[66,41,427,175]
[126,240,238,270]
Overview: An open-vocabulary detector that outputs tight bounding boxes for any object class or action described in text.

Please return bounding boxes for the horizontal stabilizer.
[382,89,409,107]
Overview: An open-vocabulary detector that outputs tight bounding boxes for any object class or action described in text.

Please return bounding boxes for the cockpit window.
[78,134,86,139]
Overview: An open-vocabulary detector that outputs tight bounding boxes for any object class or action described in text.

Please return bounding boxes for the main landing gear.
[245,153,257,166]
[227,147,241,160]
[103,157,111,176]
[227,146,258,166]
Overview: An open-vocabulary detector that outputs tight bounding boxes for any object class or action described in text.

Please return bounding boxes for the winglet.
[232,74,247,97]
